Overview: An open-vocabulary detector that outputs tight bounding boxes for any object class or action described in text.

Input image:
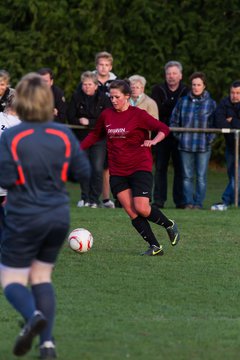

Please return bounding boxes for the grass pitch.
[0,168,239,360]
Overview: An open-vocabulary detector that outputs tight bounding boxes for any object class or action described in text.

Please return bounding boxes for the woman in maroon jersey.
[81,80,180,256]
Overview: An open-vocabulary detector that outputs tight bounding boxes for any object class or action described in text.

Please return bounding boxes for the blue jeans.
[180,150,211,207]
[222,148,240,206]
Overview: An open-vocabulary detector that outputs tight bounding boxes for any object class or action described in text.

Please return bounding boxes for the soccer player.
[81,80,180,256]
[0,73,90,358]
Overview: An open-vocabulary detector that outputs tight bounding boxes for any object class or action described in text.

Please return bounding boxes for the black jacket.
[67,88,112,141]
[214,96,240,153]
[151,81,189,125]
[52,84,67,123]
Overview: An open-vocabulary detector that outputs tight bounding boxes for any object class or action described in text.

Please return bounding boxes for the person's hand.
[53,108,58,116]
[79,117,89,126]
[141,140,155,147]
[226,117,232,123]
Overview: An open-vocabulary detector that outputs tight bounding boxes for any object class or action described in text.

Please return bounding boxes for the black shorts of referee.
[1,206,69,268]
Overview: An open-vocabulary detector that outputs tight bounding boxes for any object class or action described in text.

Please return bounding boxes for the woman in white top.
[0,94,21,237]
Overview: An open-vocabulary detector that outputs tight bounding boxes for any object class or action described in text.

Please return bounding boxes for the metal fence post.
[234,130,239,207]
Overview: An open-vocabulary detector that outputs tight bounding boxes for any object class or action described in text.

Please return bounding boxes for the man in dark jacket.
[151,61,188,209]
[211,80,240,210]
[37,68,67,123]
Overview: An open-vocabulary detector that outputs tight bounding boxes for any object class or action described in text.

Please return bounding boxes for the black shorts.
[110,171,153,199]
[0,206,69,268]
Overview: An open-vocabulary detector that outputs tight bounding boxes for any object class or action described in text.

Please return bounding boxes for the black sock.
[131,216,159,247]
[147,206,172,228]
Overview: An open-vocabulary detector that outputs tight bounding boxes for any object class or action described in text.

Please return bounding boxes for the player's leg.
[132,171,180,247]
[0,265,47,356]
[117,188,162,252]
[1,266,34,318]
[110,173,161,254]
[30,260,56,359]
[30,218,68,359]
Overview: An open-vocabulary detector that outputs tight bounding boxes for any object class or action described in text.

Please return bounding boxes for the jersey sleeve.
[80,111,107,150]
[140,109,170,137]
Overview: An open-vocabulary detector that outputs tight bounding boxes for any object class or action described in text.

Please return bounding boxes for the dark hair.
[231,80,240,88]
[37,67,54,80]
[110,79,131,95]
[189,72,207,86]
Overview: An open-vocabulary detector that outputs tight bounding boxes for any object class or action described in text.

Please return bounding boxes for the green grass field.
[0,168,240,360]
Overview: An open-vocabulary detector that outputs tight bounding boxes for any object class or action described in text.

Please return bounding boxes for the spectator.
[68,71,112,208]
[0,93,21,241]
[170,72,216,209]
[151,61,188,209]
[81,80,180,256]
[94,51,117,96]
[211,80,240,210]
[0,73,90,358]
[37,67,67,123]
[129,74,159,119]
[94,51,117,208]
[0,70,15,112]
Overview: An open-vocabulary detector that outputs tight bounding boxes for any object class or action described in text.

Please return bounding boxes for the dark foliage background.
[1,0,240,163]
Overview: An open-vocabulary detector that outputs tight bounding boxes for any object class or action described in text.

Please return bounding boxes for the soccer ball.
[68,228,93,253]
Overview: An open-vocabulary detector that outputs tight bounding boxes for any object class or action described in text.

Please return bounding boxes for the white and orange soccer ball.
[67,228,93,253]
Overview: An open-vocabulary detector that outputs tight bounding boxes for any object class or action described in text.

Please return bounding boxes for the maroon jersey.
[81,106,170,176]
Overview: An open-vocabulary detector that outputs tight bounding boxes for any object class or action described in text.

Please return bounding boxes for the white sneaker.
[77,200,91,208]
[77,200,85,208]
[211,203,228,211]
[39,340,56,358]
[102,200,115,208]
[90,203,98,208]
